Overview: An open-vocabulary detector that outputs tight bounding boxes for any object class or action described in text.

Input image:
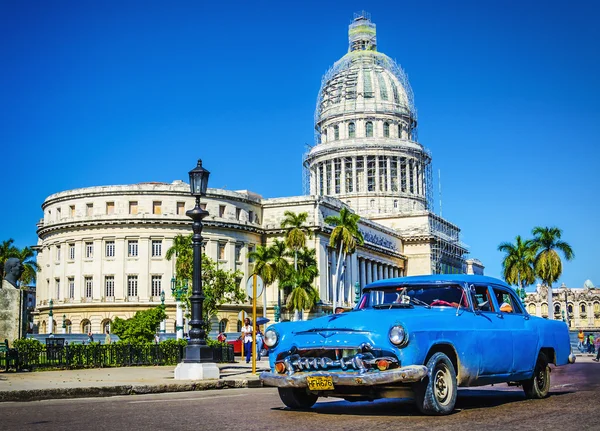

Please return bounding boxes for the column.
[386,157,392,193]
[375,156,380,192]
[314,164,320,196]
[372,262,378,282]
[352,157,357,194]
[341,158,346,194]
[363,156,368,192]
[366,260,372,284]
[378,263,383,280]
[330,159,335,195]
[360,258,366,289]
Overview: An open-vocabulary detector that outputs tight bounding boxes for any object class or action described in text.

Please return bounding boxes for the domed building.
[33,13,471,336]
[305,13,466,275]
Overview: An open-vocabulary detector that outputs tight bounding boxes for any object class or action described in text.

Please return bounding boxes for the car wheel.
[522,352,550,399]
[413,352,457,415]
[278,388,318,409]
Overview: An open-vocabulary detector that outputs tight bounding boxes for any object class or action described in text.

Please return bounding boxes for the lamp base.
[174,362,220,380]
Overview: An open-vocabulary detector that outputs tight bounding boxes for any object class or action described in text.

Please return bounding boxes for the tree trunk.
[332,243,345,311]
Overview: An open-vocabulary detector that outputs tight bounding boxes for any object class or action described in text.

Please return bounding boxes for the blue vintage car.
[260,275,575,415]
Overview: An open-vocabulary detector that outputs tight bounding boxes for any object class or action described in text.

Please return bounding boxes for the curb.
[0,378,263,403]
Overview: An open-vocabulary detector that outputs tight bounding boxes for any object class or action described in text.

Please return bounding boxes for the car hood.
[270,306,455,352]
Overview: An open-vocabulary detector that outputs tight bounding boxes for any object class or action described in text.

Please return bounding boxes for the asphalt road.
[1,361,599,431]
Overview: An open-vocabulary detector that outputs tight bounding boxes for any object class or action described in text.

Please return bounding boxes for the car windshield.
[356,284,468,310]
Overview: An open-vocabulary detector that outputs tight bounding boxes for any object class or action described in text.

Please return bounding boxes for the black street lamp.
[183,159,212,363]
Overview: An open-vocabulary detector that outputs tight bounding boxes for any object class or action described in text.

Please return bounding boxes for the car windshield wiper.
[410,297,431,309]
[373,303,413,309]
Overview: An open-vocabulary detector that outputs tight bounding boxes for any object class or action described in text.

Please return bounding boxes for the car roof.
[364,274,511,290]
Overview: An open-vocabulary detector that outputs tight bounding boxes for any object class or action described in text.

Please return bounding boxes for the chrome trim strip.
[260,365,428,388]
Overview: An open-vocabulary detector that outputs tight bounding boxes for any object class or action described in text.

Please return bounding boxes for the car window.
[357,284,468,309]
[470,284,495,312]
[491,286,523,314]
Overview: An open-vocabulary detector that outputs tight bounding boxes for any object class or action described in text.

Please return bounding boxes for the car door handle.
[496,313,504,319]
[523,315,530,320]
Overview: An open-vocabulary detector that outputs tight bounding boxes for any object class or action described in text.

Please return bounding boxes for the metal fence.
[1,343,235,371]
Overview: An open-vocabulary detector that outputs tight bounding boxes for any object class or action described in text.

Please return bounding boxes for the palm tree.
[0,238,18,278]
[13,246,40,286]
[248,245,275,285]
[497,235,536,297]
[166,234,193,281]
[280,211,310,270]
[324,207,364,311]
[531,226,574,320]
[268,239,290,315]
[296,247,319,280]
[281,268,319,321]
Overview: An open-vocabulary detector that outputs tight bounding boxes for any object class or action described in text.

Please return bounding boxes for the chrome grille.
[279,352,399,375]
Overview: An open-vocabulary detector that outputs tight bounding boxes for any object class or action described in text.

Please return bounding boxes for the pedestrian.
[154,333,160,344]
[87,331,94,343]
[588,334,595,354]
[594,335,600,362]
[241,317,253,364]
[256,327,264,361]
[577,329,585,352]
[104,330,111,345]
[217,332,227,343]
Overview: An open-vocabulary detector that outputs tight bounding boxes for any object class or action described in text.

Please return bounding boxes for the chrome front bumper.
[260,365,428,388]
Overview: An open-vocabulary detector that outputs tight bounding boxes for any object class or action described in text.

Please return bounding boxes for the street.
[1,360,599,431]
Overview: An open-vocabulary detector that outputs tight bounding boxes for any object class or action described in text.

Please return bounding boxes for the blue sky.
[1,0,598,290]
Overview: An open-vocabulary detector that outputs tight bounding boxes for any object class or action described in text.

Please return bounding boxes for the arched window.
[219,319,228,333]
[528,304,536,315]
[568,303,573,314]
[65,320,72,334]
[81,319,92,334]
[41,321,47,334]
[237,320,242,332]
[554,303,561,313]
[594,302,600,313]
[580,303,586,313]
[102,319,111,334]
[366,121,373,137]
[541,303,548,316]
[348,122,355,138]
[322,128,327,143]
[370,199,375,208]
[383,122,390,138]
[334,125,339,140]
[398,124,403,138]
[393,200,398,208]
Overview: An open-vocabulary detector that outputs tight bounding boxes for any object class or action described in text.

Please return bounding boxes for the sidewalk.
[0,358,271,402]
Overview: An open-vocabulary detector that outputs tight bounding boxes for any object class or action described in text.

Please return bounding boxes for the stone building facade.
[524,281,600,329]
[34,14,471,335]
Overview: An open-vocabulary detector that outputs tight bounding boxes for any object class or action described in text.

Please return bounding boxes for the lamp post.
[174,159,219,380]
[62,314,66,334]
[159,290,166,333]
[48,299,54,334]
[171,277,186,340]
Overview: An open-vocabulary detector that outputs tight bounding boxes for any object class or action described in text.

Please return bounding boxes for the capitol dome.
[304,13,431,217]
[315,16,416,133]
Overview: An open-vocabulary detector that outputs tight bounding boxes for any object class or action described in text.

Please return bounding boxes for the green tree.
[0,238,18,279]
[531,226,574,320]
[281,268,319,321]
[281,211,310,270]
[13,246,40,286]
[249,245,275,285]
[0,239,39,286]
[324,207,364,311]
[165,234,193,281]
[112,306,167,343]
[167,237,245,333]
[497,235,536,295]
[198,254,245,332]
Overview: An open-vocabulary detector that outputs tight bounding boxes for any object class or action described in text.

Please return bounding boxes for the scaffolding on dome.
[313,53,418,146]
[302,143,433,214]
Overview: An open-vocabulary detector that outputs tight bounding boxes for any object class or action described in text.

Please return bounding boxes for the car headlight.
[389,325,408,347]
[264,328,279,348]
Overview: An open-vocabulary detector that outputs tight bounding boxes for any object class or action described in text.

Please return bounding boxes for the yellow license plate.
[307,376,334,391]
